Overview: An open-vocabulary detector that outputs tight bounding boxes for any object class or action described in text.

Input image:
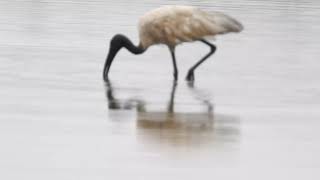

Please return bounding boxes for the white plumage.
[138,5,243,48]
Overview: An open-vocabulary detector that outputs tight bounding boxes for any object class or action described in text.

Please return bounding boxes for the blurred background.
[0,0,320,179]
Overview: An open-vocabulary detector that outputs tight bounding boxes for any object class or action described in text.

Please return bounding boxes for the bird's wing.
[205,11,243,34]
[138,6,215,47]
[171,8,243,42]
[138,6,243,48]
[170,8,217,42]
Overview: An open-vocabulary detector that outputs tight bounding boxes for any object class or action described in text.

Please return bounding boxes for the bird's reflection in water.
[105,81,239,147]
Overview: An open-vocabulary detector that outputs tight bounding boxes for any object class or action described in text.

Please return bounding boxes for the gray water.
[1,0,320,179]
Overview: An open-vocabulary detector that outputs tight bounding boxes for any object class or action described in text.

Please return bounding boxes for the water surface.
[1,0,320,179]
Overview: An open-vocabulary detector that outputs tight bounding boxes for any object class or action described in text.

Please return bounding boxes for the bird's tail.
[208,11,244,34]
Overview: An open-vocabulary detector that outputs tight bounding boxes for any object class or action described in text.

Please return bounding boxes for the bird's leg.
[186,39,216,81]
[169,48,178,81]
[167,81,177,113]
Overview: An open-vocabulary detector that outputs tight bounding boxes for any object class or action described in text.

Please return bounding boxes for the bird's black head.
[103,34,145,82]
[110,34,128,50]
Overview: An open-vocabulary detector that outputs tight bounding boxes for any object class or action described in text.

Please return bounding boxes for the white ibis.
[103,5,243,82]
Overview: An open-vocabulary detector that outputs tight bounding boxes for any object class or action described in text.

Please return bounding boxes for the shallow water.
[1,0,320,179]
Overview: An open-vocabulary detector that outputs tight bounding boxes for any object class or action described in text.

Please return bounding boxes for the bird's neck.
[114,34,145,54]
[103,34,145,81]
[126,41,146,54]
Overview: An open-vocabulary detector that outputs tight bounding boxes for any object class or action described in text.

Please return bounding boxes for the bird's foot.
[186,71,195,81]
[187,80,195,88]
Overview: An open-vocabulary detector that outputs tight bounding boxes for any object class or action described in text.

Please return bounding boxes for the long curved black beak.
[103,41,121,82]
